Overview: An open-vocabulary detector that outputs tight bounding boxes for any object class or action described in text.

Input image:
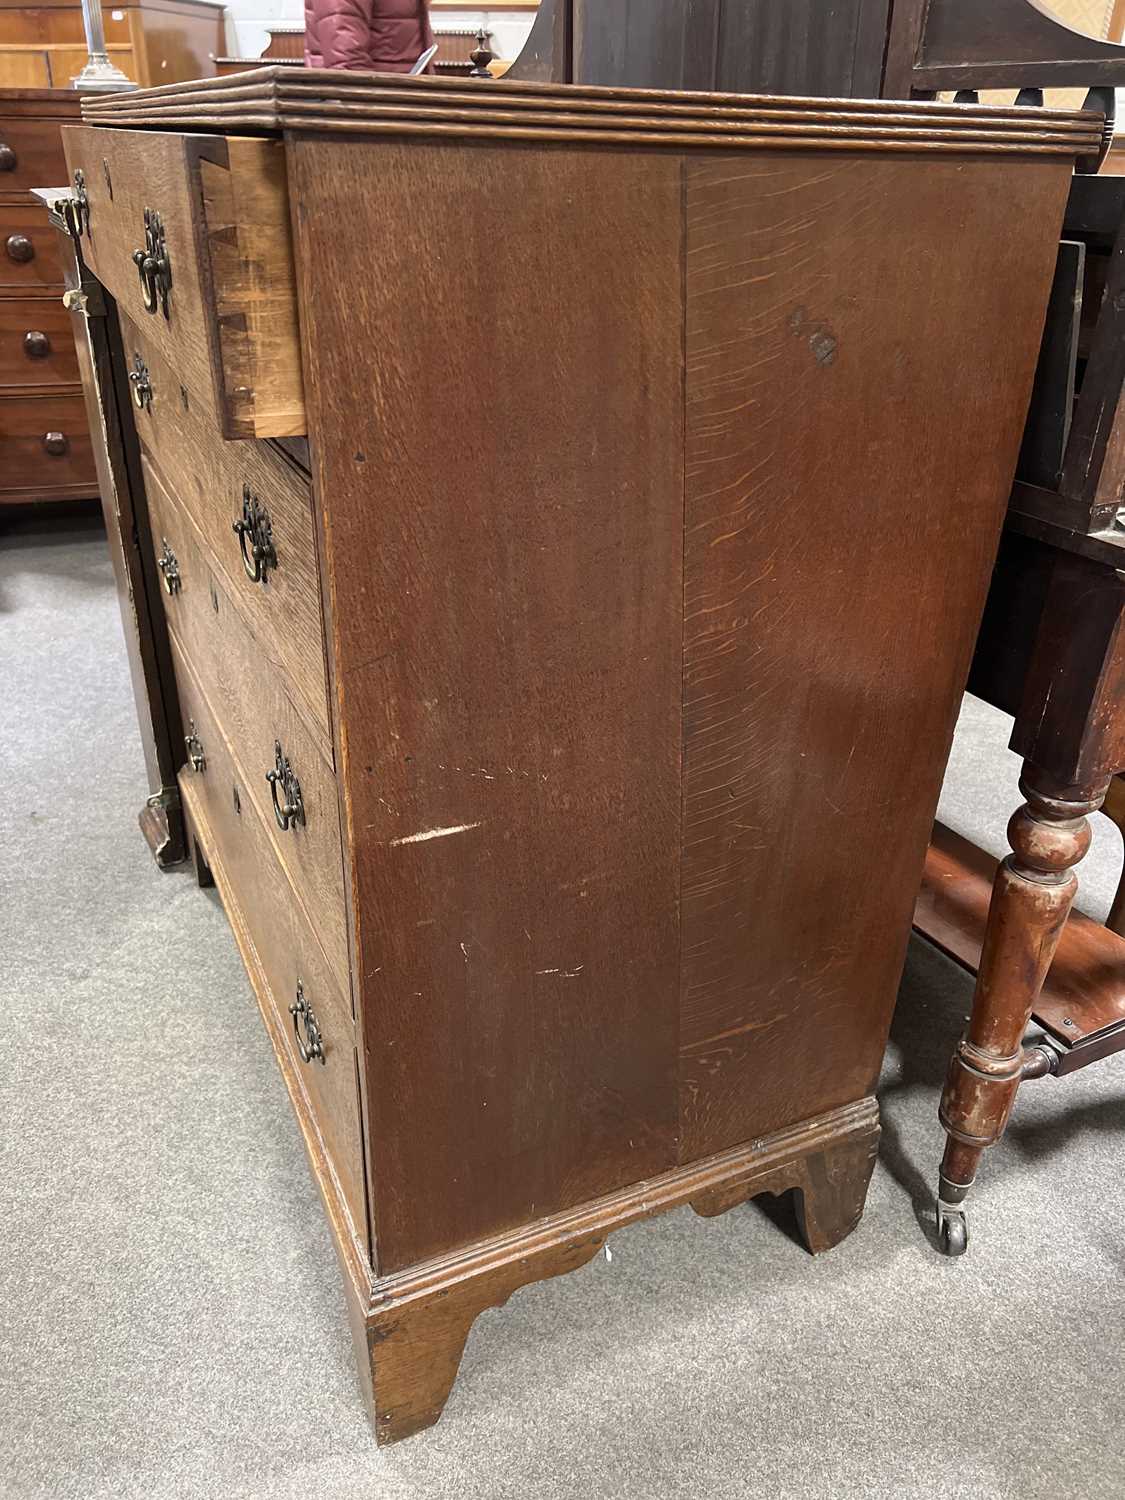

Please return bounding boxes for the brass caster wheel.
[935,1199,969,1257]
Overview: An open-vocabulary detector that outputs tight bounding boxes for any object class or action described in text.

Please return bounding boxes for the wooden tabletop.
[77,66,1106,158]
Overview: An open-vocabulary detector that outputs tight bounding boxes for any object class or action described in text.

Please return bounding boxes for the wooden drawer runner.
[0,392,94,489]
[0,296,79,388]
[60,124,304,438]
[122,311,330,745]
[144,455,350,990]
[1,202,61,291]
[0,113,68,199]
[173,644,368,1248]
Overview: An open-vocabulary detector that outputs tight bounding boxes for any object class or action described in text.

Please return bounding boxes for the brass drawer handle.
[129,353,152,411]
[72,170,89,237]
[0,143,16,172]
[157,538,181,595]
[266,740,304,831]
[23,330,50,360]
[61,170,90,239]
[184,720,205,773]
[132,207,172,318]
[6,234,33,264]
[42,431,68,456]
[232,484,277,583]
[289,980,325,1066]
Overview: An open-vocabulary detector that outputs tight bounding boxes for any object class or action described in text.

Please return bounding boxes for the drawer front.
[144,456,350,990]
[0,114,68,199]
[173,645,367,1248]
[0,296,80,388]
[61,124,304,438]
[0,393,95,489]
[0,203,62,290]
[124,309,330,746]
[0,10,132,42]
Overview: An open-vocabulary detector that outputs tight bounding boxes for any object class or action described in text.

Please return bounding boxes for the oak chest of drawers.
[1,86,96,504]
[61,70,1100,1444]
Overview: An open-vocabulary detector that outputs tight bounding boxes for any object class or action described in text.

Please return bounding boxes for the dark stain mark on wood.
[789,305,838,367]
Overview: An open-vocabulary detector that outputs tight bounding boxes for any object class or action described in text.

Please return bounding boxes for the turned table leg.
[934,764,1105,1255]
[1100,776,1125,936]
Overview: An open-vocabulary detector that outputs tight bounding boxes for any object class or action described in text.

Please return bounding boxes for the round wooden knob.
[23,330,50,360]
[0,143,16,172]
[6,234,34,264]
[42,431,68,456]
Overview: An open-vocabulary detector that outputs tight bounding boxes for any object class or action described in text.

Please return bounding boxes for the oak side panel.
[678,152,1071,1161]
[288,135,683,1272]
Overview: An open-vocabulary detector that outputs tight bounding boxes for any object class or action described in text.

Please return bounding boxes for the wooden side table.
[914,172,1125,1254]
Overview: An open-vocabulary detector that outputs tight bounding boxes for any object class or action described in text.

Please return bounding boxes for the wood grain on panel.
[196,136,305,438]
[289,135,684,1273]
[0,201,62,290]
[0,295,79,387]
[120,310,329,746]
[677,153,1072,1162]
[0,390,93,489]
[174,653,368,1248]
[570,0,891,97]
[61,126,301,439]
[141,455,350,991]
[0,106,69,198]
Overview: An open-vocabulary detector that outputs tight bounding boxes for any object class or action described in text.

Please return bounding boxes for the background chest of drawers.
[61,72,1099,1444]
[1,86,96,504]
[0,0,225,90]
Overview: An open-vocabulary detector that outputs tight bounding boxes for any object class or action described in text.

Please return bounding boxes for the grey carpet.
[2,515,1123,1500]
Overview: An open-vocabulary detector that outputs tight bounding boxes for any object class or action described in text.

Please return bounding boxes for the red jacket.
[305,0,434,71]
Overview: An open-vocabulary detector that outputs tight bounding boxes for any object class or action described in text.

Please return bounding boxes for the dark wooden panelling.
[1017,239,1084,491]
[677,153,1071,1162]
[714,0,891,97]
[1011,550,1125,790]
[561,0,892,96]
[289,136,685,1273]
[966,530,1055,720]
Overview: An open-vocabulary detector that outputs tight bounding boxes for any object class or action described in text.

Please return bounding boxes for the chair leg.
[1100,775,1125,936]
[934,763,1105,1255]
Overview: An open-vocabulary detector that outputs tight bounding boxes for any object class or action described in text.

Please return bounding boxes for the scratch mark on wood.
[390,821,482,846]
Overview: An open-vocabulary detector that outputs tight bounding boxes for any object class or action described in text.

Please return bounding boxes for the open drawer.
[61,125,305,440]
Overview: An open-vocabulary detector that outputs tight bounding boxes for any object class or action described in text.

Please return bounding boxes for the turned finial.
[469,28,493,77]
